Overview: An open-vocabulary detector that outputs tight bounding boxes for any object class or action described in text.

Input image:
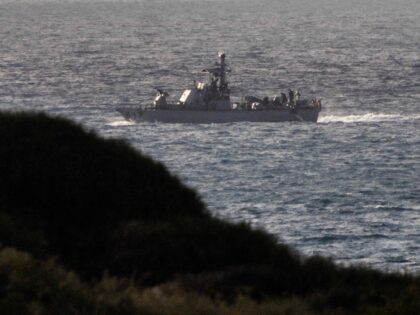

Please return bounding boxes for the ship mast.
[219,52,227,91]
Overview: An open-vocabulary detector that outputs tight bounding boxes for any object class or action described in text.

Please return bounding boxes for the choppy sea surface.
[1,0,420,273]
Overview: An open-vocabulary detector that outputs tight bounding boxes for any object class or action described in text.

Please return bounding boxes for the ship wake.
[319,113,420,124]
[106,118,136,126]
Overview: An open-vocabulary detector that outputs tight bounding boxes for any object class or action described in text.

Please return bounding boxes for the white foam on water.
[106,118,135,127]
[319,113,420,124]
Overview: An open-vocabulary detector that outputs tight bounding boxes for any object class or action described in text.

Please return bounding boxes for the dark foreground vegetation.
[0,111,419,314]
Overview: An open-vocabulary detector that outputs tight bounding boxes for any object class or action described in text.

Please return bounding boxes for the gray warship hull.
[117,107,320,123]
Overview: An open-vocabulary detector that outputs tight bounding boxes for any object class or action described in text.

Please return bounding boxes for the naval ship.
[117,53,322,123]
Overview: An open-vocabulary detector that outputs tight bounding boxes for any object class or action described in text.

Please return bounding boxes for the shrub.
[0,112,206,277]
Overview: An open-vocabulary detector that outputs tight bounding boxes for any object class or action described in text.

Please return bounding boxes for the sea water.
[1,0,419,273]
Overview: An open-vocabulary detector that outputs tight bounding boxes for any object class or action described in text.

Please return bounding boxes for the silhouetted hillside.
[0,112,295,280]
[0,111,419,314]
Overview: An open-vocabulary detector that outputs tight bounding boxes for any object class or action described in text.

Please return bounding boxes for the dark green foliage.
[110,218,292,283]
[0,111,295,282]
[0,248,91,314]
[0,247,146,315]
[0,111,207,277]
[0,211,47,255]
[0,111,420,314]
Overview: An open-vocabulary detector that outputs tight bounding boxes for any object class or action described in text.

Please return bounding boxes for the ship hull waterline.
[117,108,321,123]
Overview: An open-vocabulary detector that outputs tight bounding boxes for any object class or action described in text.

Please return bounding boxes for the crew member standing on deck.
[288,89,295,106]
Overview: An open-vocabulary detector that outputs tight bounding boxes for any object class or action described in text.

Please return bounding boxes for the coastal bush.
[110,218,294,279]
[0,111,304,283]
[0,247,92,314]
[0,247,314,315]
[0,211,47,255]
[0,111,207,277]
[2,247,418,315]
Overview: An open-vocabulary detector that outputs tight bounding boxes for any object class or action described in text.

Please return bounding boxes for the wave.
[318,113,420,124]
